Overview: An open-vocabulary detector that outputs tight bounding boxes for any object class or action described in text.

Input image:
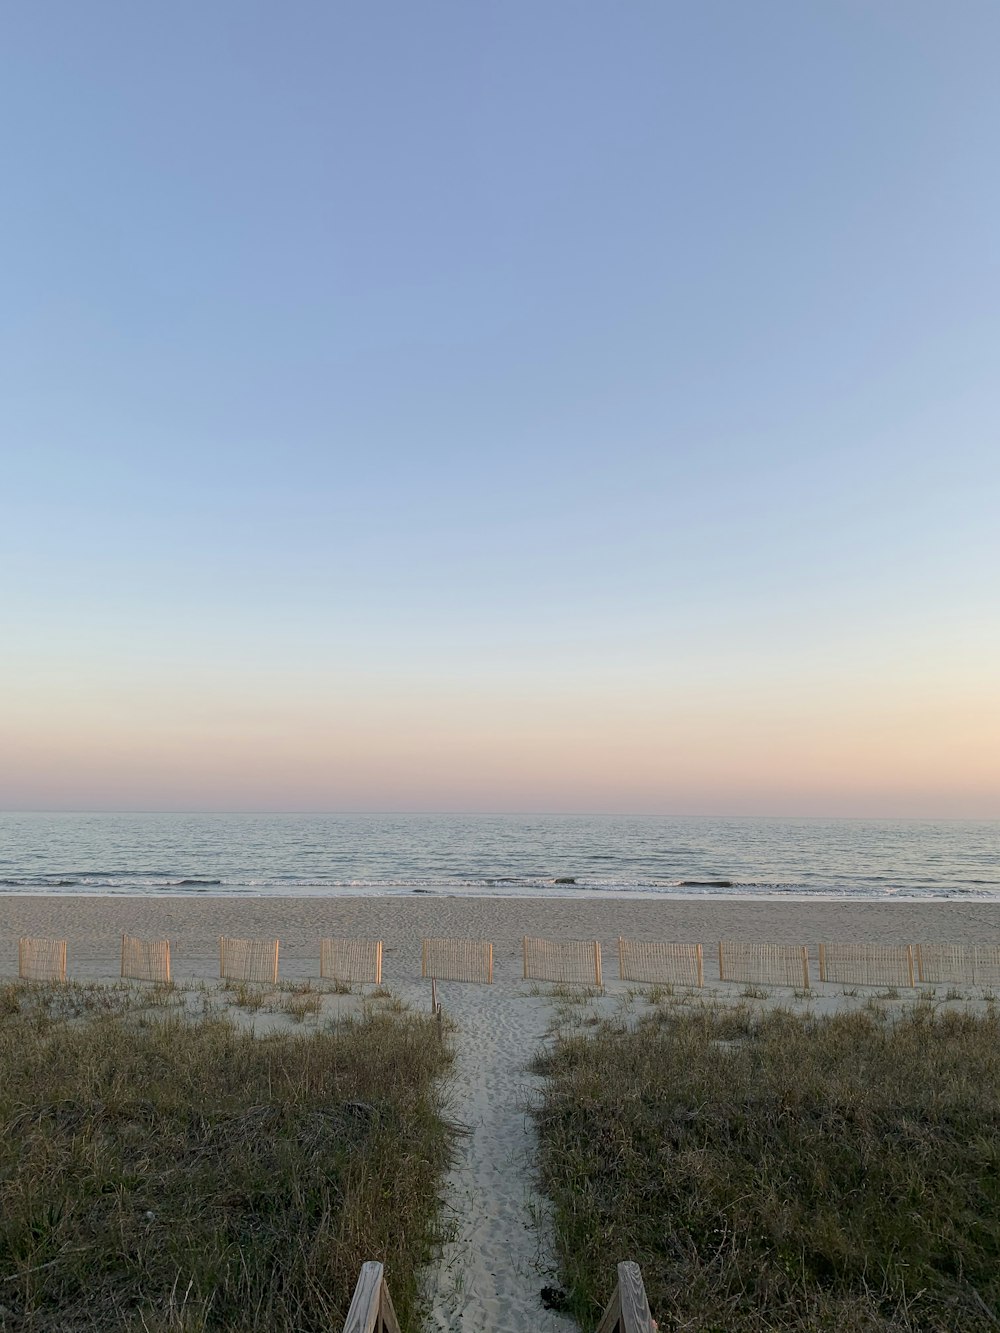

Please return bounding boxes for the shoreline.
[2,888,999,903]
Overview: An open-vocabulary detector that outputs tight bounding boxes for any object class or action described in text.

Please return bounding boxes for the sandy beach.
[3,893,1000,983]
[4,893,1000,1332]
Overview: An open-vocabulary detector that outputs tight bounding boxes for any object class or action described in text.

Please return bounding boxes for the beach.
[2,892,999,982]
[4,893,1000,1333]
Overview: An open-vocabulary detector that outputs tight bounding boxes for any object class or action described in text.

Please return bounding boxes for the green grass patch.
[533,1003,1000,1331]
[0,982,452,1331]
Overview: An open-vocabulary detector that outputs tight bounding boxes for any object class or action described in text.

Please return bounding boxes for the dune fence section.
[18,937,68,982]
[523,936,603,987]
[618,938,704,987]
[420,937,494,984]
[219,936,280,984]
[913,943,1000,986]
[718,941,810,989]
[5,932,1000,991]
[120,934,172,983]
[320,938,383,985]
[818,943,915,988]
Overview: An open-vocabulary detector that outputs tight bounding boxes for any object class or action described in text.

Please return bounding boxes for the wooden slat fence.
[523,937,602,986]
[321,938,383,985]
[618,938,703,987]
[818,943,915,987]
[18,937,67,982]
[421,938,493,984]
[915,943,1000,987]
[342,1261,401,1333]
[121,934,171,983]
[595,1261,654,1333]
[969,945,1000,987]
[219,936,280,984]
[718,941,809,988]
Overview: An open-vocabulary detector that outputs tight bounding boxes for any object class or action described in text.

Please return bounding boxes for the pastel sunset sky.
[2,2,998,816]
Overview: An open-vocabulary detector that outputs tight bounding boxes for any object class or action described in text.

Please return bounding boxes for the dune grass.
[0,981,452,1331]
[533,1002,1000,1332]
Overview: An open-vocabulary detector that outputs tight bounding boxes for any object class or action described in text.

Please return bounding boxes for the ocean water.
[0,812,997,900]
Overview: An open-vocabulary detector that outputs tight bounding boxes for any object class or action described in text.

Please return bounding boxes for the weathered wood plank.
[617,1260,653,1332]
[379,1275,403,1333]
[594,1281,622,1333]
[594,1261,653,1333]
[343,1261,383,1333]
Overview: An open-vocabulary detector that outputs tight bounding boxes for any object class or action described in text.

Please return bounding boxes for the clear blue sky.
[2,2,998,814]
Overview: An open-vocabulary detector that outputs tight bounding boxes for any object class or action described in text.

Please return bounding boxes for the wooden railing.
[343,1259,652,1331]
[343,1261,401,1333]
[595,1261,654,1333]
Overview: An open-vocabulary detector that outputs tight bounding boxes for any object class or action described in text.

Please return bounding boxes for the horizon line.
[1,809,997,823]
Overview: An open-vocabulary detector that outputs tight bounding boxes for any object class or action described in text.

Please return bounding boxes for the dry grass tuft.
[0,981,452,1331]
[533,1003,1000,1332]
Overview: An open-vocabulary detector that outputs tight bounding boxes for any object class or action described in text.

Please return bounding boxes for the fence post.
[696,943,704,988]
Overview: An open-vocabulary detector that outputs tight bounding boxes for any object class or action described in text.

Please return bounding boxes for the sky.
[1,1,998,817]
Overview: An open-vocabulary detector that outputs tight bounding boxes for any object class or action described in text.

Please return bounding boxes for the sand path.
[419,981,577,1333]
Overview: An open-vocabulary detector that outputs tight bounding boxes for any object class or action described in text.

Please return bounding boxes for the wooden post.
[595,1260,653,1333]
[164,938,172,984]
[431,977,438,1013]
[593,941,603,988]
[915,944,924,985]
[379,1273,402,1333]
[219,936,225,979]
[616,1260,653,1333]
[486,942,494,984]
[718,940,725,982]
[272,939,280,984]
[695,943,704,988]
[375,940,383,986]
[818,942,826,983]
[343,1260,402,1333]
[801,946,810,990]
[59,940,67,981]
[906,944,915,989]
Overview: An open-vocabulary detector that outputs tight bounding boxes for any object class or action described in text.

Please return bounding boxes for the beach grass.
[0,981,453,1331]
[533,1001,1000,1331]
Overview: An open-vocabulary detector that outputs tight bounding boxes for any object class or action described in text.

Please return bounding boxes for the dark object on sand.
[540,1285,570,1311]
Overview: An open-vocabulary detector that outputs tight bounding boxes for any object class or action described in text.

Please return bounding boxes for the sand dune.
[3,894,999,1331]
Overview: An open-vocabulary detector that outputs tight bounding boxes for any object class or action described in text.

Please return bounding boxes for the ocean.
[0,812,997,900]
